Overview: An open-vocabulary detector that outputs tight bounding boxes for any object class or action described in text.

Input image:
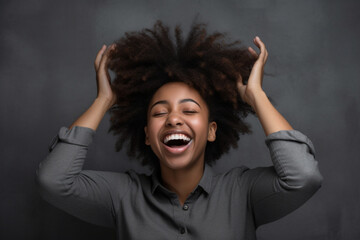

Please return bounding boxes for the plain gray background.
[1,0,359,239]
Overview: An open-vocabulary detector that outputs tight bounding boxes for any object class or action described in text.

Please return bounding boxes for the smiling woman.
[106,20,257,171]
[35,20,323,239]
[144,82,217,204]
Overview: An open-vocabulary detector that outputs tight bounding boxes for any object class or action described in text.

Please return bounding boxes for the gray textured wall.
[1,0,359,239]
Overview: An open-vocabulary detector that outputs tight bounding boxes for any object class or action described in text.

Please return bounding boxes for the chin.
[161,156,195,170]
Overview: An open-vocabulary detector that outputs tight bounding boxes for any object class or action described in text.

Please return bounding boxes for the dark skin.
[144,82,217,205]
[70,36,293,206]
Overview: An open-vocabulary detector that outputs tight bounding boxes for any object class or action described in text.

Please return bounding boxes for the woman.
[36,20,323,239]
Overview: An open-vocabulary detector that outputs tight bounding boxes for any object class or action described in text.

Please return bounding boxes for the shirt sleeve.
[35,126,131,229]
[245,129,323,228]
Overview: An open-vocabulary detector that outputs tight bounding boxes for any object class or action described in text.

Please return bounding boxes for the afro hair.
[107,19,257,170]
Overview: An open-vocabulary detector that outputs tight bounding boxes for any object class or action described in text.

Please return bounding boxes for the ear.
[207,121,217,142]
[144,126,150,145]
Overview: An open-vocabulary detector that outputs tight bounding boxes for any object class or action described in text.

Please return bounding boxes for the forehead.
[149,82,204,105]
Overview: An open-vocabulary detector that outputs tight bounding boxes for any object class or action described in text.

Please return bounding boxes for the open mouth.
[163,133,192,148]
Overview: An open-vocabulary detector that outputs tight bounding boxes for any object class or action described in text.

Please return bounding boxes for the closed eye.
[183,111,197,114]
[153,112,167,117]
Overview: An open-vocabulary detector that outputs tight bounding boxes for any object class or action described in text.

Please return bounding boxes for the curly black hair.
[107,19,257,170]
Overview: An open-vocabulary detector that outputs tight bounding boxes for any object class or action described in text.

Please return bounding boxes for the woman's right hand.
[94,44,117,110]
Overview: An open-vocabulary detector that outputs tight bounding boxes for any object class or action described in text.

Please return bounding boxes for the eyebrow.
[149,98,201,111]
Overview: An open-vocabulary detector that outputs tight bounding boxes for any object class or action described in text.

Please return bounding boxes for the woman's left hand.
[237,36,268,108]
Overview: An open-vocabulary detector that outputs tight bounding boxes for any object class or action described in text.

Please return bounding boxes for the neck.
[160,160,205,206]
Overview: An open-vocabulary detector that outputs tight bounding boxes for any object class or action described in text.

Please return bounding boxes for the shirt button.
[180,227,186,234]
[183,204,189,211]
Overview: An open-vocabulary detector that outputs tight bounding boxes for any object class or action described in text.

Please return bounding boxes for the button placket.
[173,200,188,237]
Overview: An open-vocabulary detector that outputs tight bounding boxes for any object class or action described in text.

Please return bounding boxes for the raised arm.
[69,44,117,131]
[237,37,323,228]
[237,36,293,136]
[35,45,131,228]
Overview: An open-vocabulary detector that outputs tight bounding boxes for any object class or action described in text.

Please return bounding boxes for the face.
[144,82,217,172]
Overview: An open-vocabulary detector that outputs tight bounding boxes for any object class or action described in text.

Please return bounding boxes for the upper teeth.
[164,134,191,144]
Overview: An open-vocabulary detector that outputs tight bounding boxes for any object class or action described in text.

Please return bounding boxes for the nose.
[166,112,184,127]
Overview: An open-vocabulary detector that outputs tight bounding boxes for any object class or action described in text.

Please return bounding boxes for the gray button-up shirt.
[35,126,323,240]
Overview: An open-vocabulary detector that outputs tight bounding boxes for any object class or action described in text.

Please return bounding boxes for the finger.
[98,44,116,82]
[98,45,112,76]
[248,47,258,59]
[95,45,107,70]
[236,74,246,99]
[237,73,244,85]
[99,44,115,70]
[237,84,246,102]
[253,36,261,49]
[255,36,266,61]
[254,36,267,63]
[264,49,268,62]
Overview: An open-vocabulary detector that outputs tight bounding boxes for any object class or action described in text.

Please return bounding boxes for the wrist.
[248,90,267,109]
[94,97,113,111]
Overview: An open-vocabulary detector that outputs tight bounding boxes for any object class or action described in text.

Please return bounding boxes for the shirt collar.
[151,163,213,195]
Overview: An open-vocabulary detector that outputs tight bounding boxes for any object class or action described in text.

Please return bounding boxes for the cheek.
[190,117,209,139]
[147,120,163,141]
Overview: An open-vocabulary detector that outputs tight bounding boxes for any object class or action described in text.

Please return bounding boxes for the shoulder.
[215,165,275,189]
[80,169,133,188]
[218,165,270,178]
[125,169,151,180]
[218,165,249,178]
[208,165,273,199]
[124,169,153,189]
